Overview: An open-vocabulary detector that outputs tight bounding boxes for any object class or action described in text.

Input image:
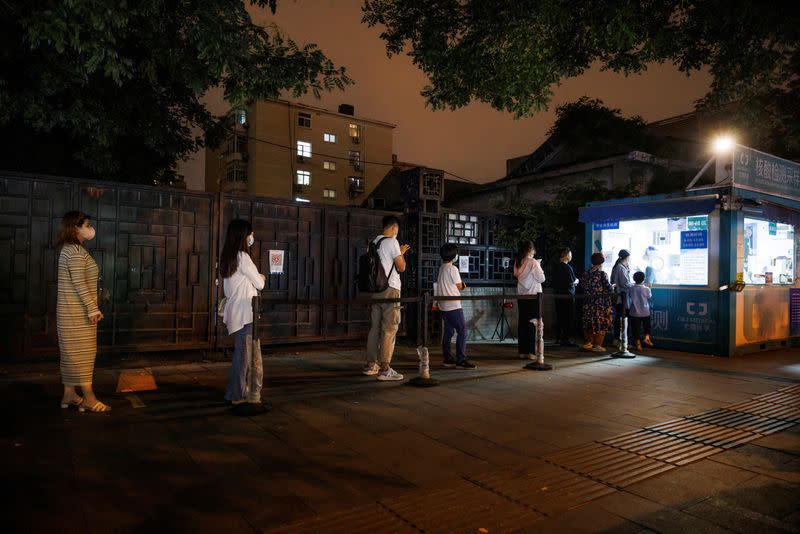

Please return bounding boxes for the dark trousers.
[630,316,651,343]
[613,303,625,339]
[442,309,467,363]
[554,295,574,343]
[517,298,539,355]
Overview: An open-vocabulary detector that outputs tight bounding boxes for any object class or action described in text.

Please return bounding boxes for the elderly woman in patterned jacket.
[56,211,109,413]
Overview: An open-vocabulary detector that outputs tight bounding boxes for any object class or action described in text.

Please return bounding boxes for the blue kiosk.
[579,145,800,356]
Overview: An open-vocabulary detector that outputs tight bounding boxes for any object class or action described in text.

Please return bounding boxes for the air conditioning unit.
[352,136,360,144]
[353,163,362,172]
[296,155,306,163]
[294,183,308,193]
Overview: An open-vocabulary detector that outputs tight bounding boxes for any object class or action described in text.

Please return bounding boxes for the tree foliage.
[496,179,638,274]
[363,0,800,157]
[0,0,352,184]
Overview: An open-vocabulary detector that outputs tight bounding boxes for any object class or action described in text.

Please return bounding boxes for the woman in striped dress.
[56,211,110,413]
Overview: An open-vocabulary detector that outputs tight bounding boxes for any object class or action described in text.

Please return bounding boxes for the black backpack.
[357,237,396,293]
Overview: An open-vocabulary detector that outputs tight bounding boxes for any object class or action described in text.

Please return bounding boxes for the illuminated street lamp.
[685,134,737,190]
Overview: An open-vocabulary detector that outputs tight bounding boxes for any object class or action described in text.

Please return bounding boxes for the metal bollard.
[409,346,439,387]
[611,292,636,359]
[409,293,439,387]
[524,295,553,371]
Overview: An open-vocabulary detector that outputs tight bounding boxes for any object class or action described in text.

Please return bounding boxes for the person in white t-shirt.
[220,219,266,415]
[363,215,410,381]
[435,243,476,369]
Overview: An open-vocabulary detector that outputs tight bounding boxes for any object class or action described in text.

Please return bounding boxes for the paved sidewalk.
[2,343,798,533]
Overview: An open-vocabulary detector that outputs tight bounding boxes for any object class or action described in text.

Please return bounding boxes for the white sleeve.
[240,253,265,290]
[389,238,402,259]
[532,260,546,284]
[452,266,463,286]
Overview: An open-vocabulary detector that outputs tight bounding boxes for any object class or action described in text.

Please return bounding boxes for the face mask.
[453,255,459,264]
[247,235,255,247]
[79,226,96,241]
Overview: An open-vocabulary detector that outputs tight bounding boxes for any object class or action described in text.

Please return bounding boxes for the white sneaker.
[377,368,404,381]
[362,362,380,376]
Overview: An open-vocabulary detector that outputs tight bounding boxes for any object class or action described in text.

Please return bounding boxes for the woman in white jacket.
[513,241,546,360]
[220,219,266,415]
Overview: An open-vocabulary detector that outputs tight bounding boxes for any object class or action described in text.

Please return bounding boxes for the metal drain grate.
[726,399,800,422]
[644,418,762,448]
[544,442,674,489]
[380,480,544,534]
[685,408,796,435]
[468,460,616,516]
[601,429,721,465]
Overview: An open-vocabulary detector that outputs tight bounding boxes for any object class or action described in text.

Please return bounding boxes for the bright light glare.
[294,197,310,203]
[712,135,735,154]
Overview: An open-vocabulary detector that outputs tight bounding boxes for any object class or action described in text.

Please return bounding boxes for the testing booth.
[579,145,800,356]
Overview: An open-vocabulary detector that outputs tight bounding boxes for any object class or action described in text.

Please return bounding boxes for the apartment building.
[205,100,395,205]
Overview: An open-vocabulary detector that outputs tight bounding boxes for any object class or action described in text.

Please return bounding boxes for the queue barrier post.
[410,291,439,387]
[611,290,636,359]
[524,294,553,371]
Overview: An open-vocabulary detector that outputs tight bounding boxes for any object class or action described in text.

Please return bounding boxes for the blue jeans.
[226,323,253,403]
[442,309,467,363]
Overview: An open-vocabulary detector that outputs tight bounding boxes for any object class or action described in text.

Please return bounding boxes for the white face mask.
[79,225,96,241]
[453,255,459,264]
[247,234,255,247]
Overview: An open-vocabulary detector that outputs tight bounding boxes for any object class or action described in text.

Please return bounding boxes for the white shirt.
[514,257,545,295]
[223,252,265,334]
[435,262,462,311]
[373,234,402,290]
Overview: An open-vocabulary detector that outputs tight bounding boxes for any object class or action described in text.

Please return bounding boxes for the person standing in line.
[610,249,632,340]
[580,252,614,352]
[56,211,109,413]
[628,271,654,350]
[513,241,546,360]
[363,215,410,381]
[435,243,477,370]
[220,219,267,415]
[552,247,579,346]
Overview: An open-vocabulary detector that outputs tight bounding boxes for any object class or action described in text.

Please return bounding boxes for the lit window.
[296,170,310,185]
[298,112,311,128]
[323,161,336,171]
[234,109,247,125]
[348,150,361,166]
[597,215,709,286]
[323,133,337,143]
[295,197,310,203]
[323,189,337,199]
[297,141,311,158]
[349,123,360,138]
[743,218,795,284]
[348,175,364,193]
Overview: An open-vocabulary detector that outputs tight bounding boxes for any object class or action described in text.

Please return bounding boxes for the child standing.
[628,271,654,350]
[435,243,476,369]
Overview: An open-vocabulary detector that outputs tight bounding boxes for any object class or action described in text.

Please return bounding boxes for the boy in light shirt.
[628,271,654,350]
[435,243,476,369]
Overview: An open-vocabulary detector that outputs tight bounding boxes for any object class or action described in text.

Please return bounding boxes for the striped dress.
[57,244,101,386]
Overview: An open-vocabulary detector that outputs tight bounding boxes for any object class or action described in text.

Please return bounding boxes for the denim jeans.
[225,323,259,403]
[442,309,467,363]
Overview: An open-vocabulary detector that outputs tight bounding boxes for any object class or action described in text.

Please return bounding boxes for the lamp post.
[685,134,736,190]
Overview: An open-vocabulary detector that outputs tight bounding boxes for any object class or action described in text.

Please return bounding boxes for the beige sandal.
[79,401,111,413]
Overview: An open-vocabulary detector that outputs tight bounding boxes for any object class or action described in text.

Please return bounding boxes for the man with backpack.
[361,215,409,381]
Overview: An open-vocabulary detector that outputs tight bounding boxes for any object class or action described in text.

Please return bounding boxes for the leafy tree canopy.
[0,0,351,184]
[363,0,800,158]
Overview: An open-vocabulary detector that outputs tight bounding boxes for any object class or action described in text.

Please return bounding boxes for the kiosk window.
[743,218,795,284]
[599,215,709,286]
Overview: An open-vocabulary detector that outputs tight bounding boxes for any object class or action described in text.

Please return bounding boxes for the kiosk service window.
[598,215,709,286]
[743,218,795,284]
